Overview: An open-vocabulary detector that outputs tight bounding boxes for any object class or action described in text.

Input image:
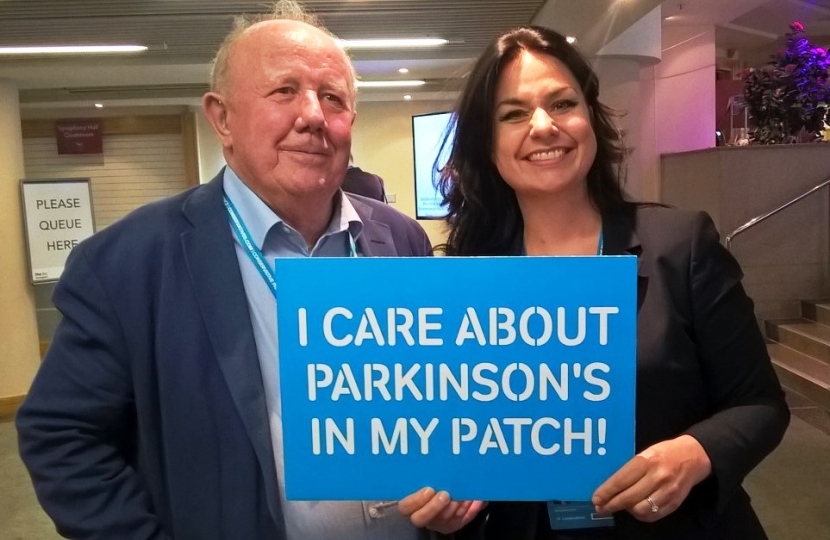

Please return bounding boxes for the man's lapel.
[178,174,284,531]
[348,195,399,256]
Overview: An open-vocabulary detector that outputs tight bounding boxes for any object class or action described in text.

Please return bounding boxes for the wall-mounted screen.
[412,111,454,220]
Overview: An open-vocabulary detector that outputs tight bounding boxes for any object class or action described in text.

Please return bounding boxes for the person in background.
[343,153,388,202]
[16,2,433,539]
[398,25,789,540]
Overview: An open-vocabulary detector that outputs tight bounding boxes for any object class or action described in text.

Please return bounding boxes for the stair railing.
[725,177,830,251]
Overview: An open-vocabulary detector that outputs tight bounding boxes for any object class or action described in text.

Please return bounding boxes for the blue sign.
[274,256,637,501]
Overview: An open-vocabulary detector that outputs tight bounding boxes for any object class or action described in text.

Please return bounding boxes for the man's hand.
[591,435,712,522]
[398,487,487,534]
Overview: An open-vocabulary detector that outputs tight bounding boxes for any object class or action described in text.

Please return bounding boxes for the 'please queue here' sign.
[20,178,95,283]
[275,256,637,501]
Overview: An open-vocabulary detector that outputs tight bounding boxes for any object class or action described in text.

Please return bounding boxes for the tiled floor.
[0,420,63,540]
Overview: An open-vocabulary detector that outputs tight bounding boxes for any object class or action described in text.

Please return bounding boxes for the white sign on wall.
[20,178,95,283]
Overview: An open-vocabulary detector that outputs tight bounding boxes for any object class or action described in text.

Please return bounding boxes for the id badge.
[548,501,615,530]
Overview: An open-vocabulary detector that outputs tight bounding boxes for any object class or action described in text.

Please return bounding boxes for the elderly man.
[16,2,431,539]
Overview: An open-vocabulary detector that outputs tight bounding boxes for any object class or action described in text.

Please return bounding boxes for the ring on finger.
[646,495,659,513]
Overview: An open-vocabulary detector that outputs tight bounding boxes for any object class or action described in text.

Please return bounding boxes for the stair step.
[801,300,830,327]
[768,343,830,412]
[767,320,830,365]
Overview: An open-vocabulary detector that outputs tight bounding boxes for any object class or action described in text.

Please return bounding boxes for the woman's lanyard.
[223,194,357,300]
[522,230,604,256]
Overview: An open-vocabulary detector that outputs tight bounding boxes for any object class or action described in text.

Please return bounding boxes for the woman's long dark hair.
[438,26,633,256]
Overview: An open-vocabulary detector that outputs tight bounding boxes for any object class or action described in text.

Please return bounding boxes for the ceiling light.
[356,80,426,88]
[94,103,103,108]
[0,45,147,55]
[398,68,410,74]
[403,94,412,100]
[338,38,448,49]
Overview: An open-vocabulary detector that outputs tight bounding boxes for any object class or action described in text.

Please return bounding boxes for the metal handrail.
[725,177,830,251]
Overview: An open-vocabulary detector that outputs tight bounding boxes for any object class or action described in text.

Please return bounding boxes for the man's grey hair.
[209,0,357,99]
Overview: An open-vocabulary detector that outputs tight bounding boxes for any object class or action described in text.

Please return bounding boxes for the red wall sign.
[55,119,103,154]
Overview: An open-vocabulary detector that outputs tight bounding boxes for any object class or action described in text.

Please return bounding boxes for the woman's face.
[491,49,597,201]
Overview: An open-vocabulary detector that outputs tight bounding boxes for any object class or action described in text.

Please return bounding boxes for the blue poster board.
[274,256,637,501]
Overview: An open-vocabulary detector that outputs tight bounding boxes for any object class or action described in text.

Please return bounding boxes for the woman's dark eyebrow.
[495,86,573,109]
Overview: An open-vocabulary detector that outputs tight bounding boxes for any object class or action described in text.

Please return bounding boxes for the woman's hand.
[591,435,712,522]
[398,487,487,533]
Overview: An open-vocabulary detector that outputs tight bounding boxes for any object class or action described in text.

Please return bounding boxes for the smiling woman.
[491,49,598,223]
[436,27,628,258]
[398,24,790,540]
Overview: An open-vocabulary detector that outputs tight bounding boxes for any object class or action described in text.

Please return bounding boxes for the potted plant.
[742,22,830,144]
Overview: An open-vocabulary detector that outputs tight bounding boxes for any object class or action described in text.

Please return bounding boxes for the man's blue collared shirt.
[222,167,417,540]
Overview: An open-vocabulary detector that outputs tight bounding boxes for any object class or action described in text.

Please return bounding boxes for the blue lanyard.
[223,194,357,300]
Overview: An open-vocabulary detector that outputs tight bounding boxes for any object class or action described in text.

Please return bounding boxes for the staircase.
[765,300,830,420]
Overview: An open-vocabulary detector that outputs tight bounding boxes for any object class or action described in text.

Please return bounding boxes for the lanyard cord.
[223,194,356,299]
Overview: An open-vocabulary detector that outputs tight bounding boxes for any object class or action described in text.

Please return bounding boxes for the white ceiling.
[0,0,827,108]
[664,0,830,65]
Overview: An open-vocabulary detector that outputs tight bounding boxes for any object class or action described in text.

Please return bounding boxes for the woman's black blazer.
[453,205,790,540]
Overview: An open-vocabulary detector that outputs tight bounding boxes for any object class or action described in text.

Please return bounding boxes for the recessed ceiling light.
[403,94,412,100]
[0,45,147,55]
[398,67,410,74]
[338,38,448,49]
[94,103,103,108]
[356,80,426,88]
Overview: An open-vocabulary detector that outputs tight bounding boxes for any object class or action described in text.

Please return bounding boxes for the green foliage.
[742,22,830,144]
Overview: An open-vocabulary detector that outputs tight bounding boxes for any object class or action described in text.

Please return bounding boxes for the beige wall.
[0,81,41,401]
[352,99,454,247]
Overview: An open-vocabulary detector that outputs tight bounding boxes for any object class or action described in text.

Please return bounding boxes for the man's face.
[216,21,356,208]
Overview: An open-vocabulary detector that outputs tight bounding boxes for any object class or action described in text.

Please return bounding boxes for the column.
[592,6,662,202]
[0,79,41,416]
[593,57,651,201]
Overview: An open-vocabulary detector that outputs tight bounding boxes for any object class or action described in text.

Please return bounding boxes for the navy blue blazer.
[16,172,432,540]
